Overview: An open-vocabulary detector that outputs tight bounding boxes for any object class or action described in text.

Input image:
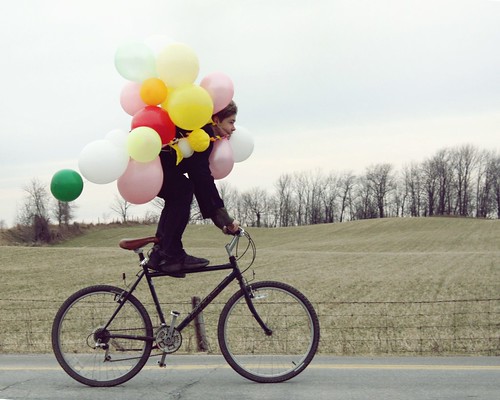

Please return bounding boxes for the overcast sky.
[1,0,499,226]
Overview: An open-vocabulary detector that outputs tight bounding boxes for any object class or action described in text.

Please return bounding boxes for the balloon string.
[163,132,223,147]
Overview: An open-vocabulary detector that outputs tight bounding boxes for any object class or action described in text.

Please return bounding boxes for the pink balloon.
[117,157,163,204]
[200,72,234,114]
[120,81,147,116]
[209,138,234,179]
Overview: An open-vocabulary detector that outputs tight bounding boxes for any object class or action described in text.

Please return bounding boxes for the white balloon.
[229,126,254,162]
[105,129,128,148]
[78,140,130,184]
[178,137,194,158]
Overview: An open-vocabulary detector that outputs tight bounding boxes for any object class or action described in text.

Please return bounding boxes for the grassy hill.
[48,216,500,301]
[1,217,499,354]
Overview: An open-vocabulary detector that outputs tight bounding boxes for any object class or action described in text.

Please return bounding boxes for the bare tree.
[53,200,77,226]
[110,195,133,223]
[17,178,49,224]
[436,150,454,215]
[355,175,377,220]
[293,172,310,226]
[490,154,500,218]
[338,171,356,222]
[422,149,454,216]
[322,172,339,223]
[421,157,437,216]
[308,170,325,225]
[365,163,395,218]
[274,173,295,227]
[16,178,52,242]
[402,162,423,217]
[217,181,241,221]
[451,144,478,216]
[241,187,268,227]
[475,150,494,218]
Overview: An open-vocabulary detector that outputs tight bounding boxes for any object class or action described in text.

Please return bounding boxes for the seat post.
[134,248,145,262]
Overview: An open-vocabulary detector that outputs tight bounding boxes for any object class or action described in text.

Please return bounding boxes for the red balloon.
[131,106,176,144]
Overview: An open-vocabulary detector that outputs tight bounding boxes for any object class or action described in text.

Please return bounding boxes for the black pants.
[155,143,224,256]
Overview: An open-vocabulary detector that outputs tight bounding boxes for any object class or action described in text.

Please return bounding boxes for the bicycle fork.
[236,273,273,337]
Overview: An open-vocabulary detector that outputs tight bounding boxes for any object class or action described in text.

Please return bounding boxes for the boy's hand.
[223,220,240,235]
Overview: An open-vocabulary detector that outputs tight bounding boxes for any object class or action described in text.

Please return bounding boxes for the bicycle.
[51,229,320,387]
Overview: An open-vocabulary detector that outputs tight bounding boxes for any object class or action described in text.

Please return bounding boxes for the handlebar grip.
[223,226,243,236]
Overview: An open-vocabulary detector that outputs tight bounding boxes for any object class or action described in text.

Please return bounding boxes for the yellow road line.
[1,364,499,371]
[308,364,500,371]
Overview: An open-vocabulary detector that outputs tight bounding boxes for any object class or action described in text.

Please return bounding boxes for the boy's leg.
[151,164,209,272]
[156,171,193,257]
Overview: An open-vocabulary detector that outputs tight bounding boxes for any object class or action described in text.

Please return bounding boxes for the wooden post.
[191,296,209,352]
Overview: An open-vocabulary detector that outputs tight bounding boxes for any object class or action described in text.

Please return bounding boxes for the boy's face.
[215,114,236,137]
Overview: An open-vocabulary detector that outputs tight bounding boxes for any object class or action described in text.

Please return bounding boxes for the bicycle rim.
[52,285,153,387]
[218,281,320,383]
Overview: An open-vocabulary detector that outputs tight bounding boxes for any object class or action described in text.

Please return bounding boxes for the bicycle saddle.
[119,236,159,251]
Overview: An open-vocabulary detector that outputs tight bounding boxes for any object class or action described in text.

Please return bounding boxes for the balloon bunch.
[51,37,254,205]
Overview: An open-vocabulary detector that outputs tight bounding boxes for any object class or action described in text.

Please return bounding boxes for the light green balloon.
[127,126,162,163]
[114,41,157,82]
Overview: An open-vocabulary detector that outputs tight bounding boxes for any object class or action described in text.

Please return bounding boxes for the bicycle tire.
[51,285,153,387]
[218,281,320,383]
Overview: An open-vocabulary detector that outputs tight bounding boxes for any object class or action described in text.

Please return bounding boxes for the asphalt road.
[0,355,499,400]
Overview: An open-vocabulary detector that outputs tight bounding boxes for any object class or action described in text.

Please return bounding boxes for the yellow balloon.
[127,126,162,163]
[167,85,213,131]
[187,129,210,152]
[156,43,199,88]
[140,78,168,105]
[169,143,184,165]
[160,86,173,111]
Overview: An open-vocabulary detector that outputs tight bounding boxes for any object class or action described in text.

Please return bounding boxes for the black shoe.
[147,245,165,271]
[159,254,210,275]
[148,247,209,277]
[147,246,185,276]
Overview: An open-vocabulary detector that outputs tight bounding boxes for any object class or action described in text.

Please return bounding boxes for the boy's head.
[213,101,237,137]
[213,100,237,121]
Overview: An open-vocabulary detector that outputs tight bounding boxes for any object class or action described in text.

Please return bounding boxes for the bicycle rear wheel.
[218,281,320,383]
[51,285,153,387]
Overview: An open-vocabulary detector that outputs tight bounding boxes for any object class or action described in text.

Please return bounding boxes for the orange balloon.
[140,78,168,105]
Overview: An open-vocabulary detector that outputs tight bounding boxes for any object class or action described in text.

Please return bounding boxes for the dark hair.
[213,100,237,121]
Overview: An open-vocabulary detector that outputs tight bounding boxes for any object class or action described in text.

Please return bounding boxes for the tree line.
[6,144,499,244]
[204,144,500,227]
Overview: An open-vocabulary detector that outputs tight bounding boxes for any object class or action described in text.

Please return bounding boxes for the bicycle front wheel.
[51,285,153,387]
[218,281,320,383]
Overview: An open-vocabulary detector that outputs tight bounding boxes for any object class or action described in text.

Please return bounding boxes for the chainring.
[155,325,182,353]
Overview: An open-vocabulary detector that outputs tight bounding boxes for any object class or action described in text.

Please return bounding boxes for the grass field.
[1,217,499,355]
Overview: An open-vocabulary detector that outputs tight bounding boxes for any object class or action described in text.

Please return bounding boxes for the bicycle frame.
[100,232,271,358]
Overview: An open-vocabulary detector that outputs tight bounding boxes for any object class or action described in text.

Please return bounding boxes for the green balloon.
[50,169,84,202]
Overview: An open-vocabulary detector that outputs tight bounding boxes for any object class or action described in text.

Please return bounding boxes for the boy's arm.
[211,207,240,233]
